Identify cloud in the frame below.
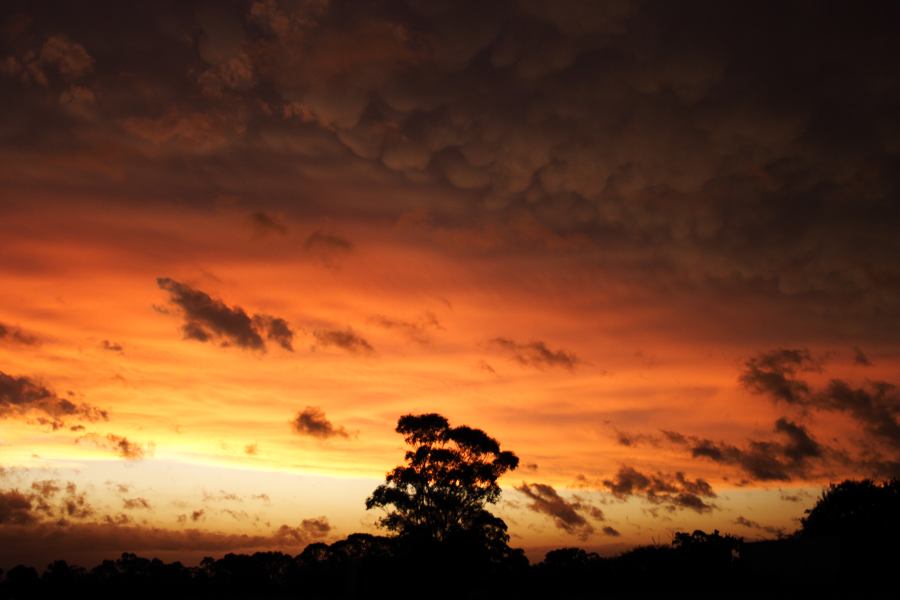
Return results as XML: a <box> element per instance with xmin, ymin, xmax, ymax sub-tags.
<box><xmin>741</xmin><ymin>348</ymin><xmax>900</xmax><ymax>449</ymax></box>
<box><xmin>100</xmin><ymin>340</ymin><xmax>123</xmax><ymax>352</ymax></box>
<box><xmin>602</xmin><ymin>466</ymin><xmax>717</xmax><ymax>513</ymax></box>
<box><xmin>515</xmin><ymin>482</ymin><xmax>598</xmax><ymax>539</ymax></box>
<box><xmin>734</xmin><ymin>516</ymin><xmax>785</xmax><ymax>537</ymax></box>
<box><xmin>0</xmin><ymin>370</ymin><xmax>108</xmax><ymax>428</ymax></box>
<box><xmin>249</xmin><ymin>211</ymin><xmax>287</xmax><ymax>236</ymax></box>
<box><xmin>304</xmin><ymin>231</ymin><xmax>353</xmax><ymax>266</ymax></box>
<box><xmin>817</xmin><ymin>380</ymin><xmax>900</xmax><ymax>448</ymax></box>
<box><xmin>0</xmin><ymin>322</ymin><xmax>39</xmax><ymax>345</ymax></box>
<box><xmin>39</xmin><ymin>35</ymin><xmax>94</xmax><ymax>81</ymax></box>
<box><xmin>292</xmin><ymin>407</ymin><xmax>349</xmax><ymax>439</ymax></box>
<box><xmin>0</xmin><ymin>490</ymin><xmax>36</xmax><ymax>525</ymax></box>
<box><xmin>0</xmin><ymin>516</ymin><xmax>334</xmax><ymax>567</ymax></box>
<box><xmin>123</xmin><ymin>497</ymin><xmax>151</xmax><ymax>510</ymax></box>
<box><xmin>740</xmin><ymin>349</ymin><xmax>820</xmax><ymax>405</ymax></box>
<box><xmin>77</xmin><ymin>433</ymin><xmax>152</xmax><ymax>461</ymax></box>
<box><xmin>602</xmin><ymin>526</ymin><xmax>621</xmax><ymax>537</ymax></box>
<box><xmin>370</xmin><ymin>312</ymin><xmax>441</xmax><ymax>344</ymax></box>
<box><xmin>312</xmin><ymin>328</ymin><xmax>373</xmax><ymax>354</ymax></box>
<box><xmin>253</xmin><ymin>315</ymin><xmax>294</xmax><ymax>351</ymax></box>
<box><xmin>273</xmin><ymin>517</ymin><xmax>332</xmax><ymax>542</ymax></box>
<box><xmin>853</xmin><ymin>346</ymin><xmax>872</xmax><ymax>366</ymax></box>
<box><xmin>684</xmin><ymin>418</ymin><xmax>826</xmax><ymax>481</ymax></box>
<box><xmin>490</xmin><ymin>338</ymin><xmax>579</xmax><ymax>370</ymax></box>
<box><xmin>156</xmin><ymin>277</ymin><xmax>293</xmax><ymax>352</ymax></box>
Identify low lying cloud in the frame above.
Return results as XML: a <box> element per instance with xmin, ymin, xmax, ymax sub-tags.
<box><xmin>292</xmin><ymin>407</ymin><xmax>349</xmax><ymax>439</ymax></box>
<box><xmin>490</xmin><ymin>338</ymin><xmax>579</xmax><ymax>370</ymax></box>
<box><xmin>741</xmin><ymin>349</ymin><xmax>900</xmax><ymax>449</ymax></box>
<box><xmin>515</xmin><ymin>482</ymin><xmax>603</xmax><ymax>540</ymax></box>
<box><xmin>249</xmin><ymin>211</ymin><xmax>287</xmax><ymax>236</ymax></box>
<box><xmin>370</xmin><ymin>312</ymin><xmax>442</xmax><ymax>344</ymax></box>
<box><xmin>77</xmin><ymin>433</ymin><xmax>153</xmax><ymax>461</ymax></box>
<box><xmin>0</xmin><ymin>322</ymin><xmax>39</xmax><ymax>345</ymax></box>
<box><xmin>312</xmin><ymin>328</ymin><xmax>373</xmax><ymax>354</ymax></box>
<box><xmin>156</xmin><ymin>277</ymin><xmax>294</xmax><ymax>352</ymax></box>
<box><xmin>734</xmin><ymin>515</ymin><xmax>785</xmax><ymax>538</ymax></box>
<box><xmin>0</xmin><ymin>516</ymin><xmax>333</xmax><ymax>567</ymax></box>
<box><xmin>0</xmin><ymin>370</ymin><xmax>108</xmax><ymax>429</ymax></box>
<box><xmin>602</xmin><ymin>466</ymin><xmax>717</xmax><ymax>513</ymax></box>
<box><xmin>684</xmin><ymin>418</ymin><xmax>825</xmax><ymax>482</ymax></box>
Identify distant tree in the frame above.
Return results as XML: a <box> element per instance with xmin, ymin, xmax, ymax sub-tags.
<box><xmin>365</xmin><ymin>413</ymin><xmax>519</xmax><ymax>548</ymax></box>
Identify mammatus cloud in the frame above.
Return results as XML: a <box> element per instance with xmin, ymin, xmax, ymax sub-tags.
<box><xmin>602</xmin><ymin>466</ymin><xmax>717</xmax><ymax>513</ymax></box>
<box><xmin>515</xmin><ymin>482</ymin><xmax>603</xmax><ymax>540</ymax></box>
<box><xmin>741</xmin><ymin>349</ymin><xmax>900</xmax><ymax>449</ymax></box>
<box><xmin>156</xmin><ymin>277</ymin><xmax>294</xmax><ymax>352</ymax></box>
<box><xmin>0</xmin><ymin>370</ymin><xmax>107</xmax><ymax>429</ymax></box>
<box><xmin>292</xmin><ymin>407</ymin><xmax>349</xmax><ymax>440</ymax></box>
<box><xmin>490</xmin><ymin>338</ymin><xmax>579</xmax><ymax>370</ymax></box>
<box><xmin>0</xmin><ymin>322</ymin><xmax>39</xmax><ymax>345</ymax></box>
<box><xmin>312</xmin><ymin>328</ymin><xmax>373</xmax><ymax>354</ymax></box>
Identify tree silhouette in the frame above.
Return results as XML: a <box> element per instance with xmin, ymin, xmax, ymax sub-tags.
<box><xmin>799</xmin><ymin>478</ymin><xmax>900</xmax><ymax>540</ymax></box>
<box><xmin>365</xmin><ymin>413</ymin><xmax>519</xmax><ymax>549</ymax></box>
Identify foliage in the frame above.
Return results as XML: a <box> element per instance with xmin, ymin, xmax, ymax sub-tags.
<box><xmin>365</xmin><ymin>413</ymin><xmax>519</xmax><ymax>547</ymax></box>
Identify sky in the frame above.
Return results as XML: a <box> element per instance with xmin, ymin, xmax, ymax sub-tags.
<box><xmin>1</xmin><ymin>0</ymin><xmax>899</xmax><ymax>568</ymax></box>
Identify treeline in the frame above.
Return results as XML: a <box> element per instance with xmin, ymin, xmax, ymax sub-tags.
<box><xmin>0</xmin><ymin>479</ymin><xmax>897</xmax><ymax>599</ymax></box>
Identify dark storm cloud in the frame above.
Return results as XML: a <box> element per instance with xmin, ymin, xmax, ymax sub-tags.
<box><xmin>491</xmin><ymin>338</ymin><xmax>579</xmax><ymax>370</ymax></box>
<box><xmin>156</xmin><ymin>277</ymin><xmax>294</xmax><ymax>352</ymax></box>
<box><xmin>0</xmin><ymin>322</ymin><xmax>38</xmax><ymax>345</ymax></box>
<box><xmin>741</xmin><ymin>349</ymin><xmax>900</xmax><ymax>449</ymax></box>
<box><xmin>515</xmin><ymin>482</ymin><xmax>598</xmax><ymax>540</ymax></box>
<box><xmin>292</xmin><ymin>406</ymin><xmax>349</xmax><ymax>439</ymax></box>
<box><xmin>3</xmin><ymin>0</ymin><xmax>900</xmax><ymax>339</ymax></box>
<box><xmin>0</xmin><ymin>370</ymin><xmax>108</xmax><ymax>428</ymax></box>
<box><xmin>601</xmin><ymin>466</ymin><xmax>716</xmax><ymax>513</ymax></box>
<box><xmin>313</xmin><ymin>328</ymin><xmax>373</xmax><ymax>354</ymax></box>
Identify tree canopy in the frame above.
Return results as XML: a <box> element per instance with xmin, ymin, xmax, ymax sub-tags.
<box><xmin>365</xmin><ymin>413</ymin><xmax>519</xmax><ymax>548</ymax></box>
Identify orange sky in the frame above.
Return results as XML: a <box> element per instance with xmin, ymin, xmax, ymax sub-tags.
<box><xmin>2</xmin><ymin>0</ymin><xmax>899</xmax><ymax>568</ymax></box>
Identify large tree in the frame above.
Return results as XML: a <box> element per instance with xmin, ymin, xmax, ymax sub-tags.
<box><xmin>365</xmin><ymin>413</ymin><xmax>519</xmax><ymax>547</ymax></box>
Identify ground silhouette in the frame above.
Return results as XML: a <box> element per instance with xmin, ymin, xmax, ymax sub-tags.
<box><xmin>0</xmin><ymin>415</ymin><xmax>897</xmax><ymax>598</ymax></box>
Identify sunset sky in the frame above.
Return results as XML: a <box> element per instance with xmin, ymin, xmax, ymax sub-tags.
<box><xmin>2</xmin><ymin>0</ymin><xmax>899</xmax><ymax>568</ymax></box>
